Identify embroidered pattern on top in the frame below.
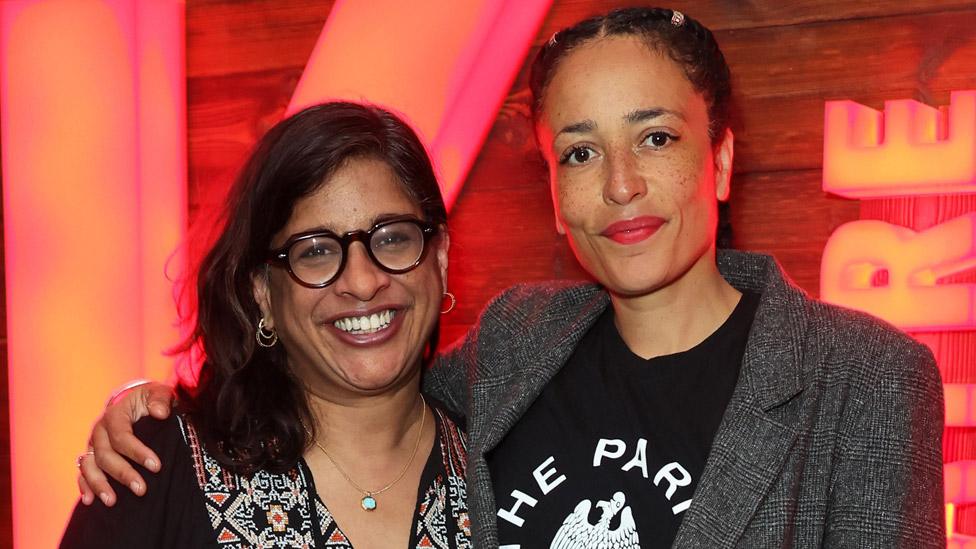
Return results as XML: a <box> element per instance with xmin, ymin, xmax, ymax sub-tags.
<box><xmin>179</xmin><ymin>407</ymin><xmax>469</xmax><ymax>548</ymax></box>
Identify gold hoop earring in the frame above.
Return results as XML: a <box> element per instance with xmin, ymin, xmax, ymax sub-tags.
<box><xmin>256</xmin><ymin>317</ymin><xmax>278</xmax><ymax>347</ymax></box>
<box><xmin>441</xmin><ymin>292</ymin><xmax>456</xmax><ymax>315</ymax></box>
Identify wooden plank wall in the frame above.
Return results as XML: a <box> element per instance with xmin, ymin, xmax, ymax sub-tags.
<box><xmin>2</xmin><ymin>0</ymin><xmax>976</xmax><ymax>544</ymax></box>
<box><xmin>179</xmin><ymin>0</ymin><xmax>976</xmax><ymax>345</ymax></box>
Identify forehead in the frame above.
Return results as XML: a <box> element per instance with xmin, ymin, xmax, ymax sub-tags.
<box><xmin>286</xmin><ymin>157</ymin><xmax>421</xmax><ymax>235</ymax></box>
<box><xmin>540</xmin><ymin>36</ymin><xmax>703</xmax><ymax>131</ymax></box>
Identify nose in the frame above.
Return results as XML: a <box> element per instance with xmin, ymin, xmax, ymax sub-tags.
<box><xmin>603</xmin><ymin>150</ymin><xmax>647</xmax><ymax>206</ymax></box>
<box><xmin>331</xmin><ymin>242</ymin><xmax>390</xmax><ymax>301</ymax></box>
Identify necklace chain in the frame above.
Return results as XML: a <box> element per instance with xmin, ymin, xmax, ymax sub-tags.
<box><xmin>311</xmin><ymin>394</ymin><xmax>427</xmax><ymax>511</ymax></box>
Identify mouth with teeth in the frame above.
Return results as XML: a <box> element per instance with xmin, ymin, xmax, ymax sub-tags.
<box><xmin>333</xmin><ymin>309</ymin><xmax>396</xmax><ymax>335</ymax></box>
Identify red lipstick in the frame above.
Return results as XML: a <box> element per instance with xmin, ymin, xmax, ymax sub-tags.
<box><xmin>601</xmin><ymin>216</ymin><xmax>665</xmax><ymax>245</ymax></box>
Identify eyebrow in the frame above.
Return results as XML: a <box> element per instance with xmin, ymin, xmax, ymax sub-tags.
<box><xmin>297</xmin><ymin>213</ymin><xmax>417</xmax><ymax>235</ymax></box>
<box><xmin>556</xmin><ymin>120</ymin><xmax>596</xmax><ymax>137</ymax></box>
<box><xmin>624</xmin><ymin>108</ymin><xmax>685</xmax><ymax>124</ymax></box>
<box><xmin>555</xmin><ymin>108</ymin><xmax>686</xmax><ymax>139</ymax></box>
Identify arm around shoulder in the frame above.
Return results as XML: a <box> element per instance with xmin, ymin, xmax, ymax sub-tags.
<box><xmin>61</xmin><ymin>415</ymin><xmax>213</xmax><ymax>548</ymax></box>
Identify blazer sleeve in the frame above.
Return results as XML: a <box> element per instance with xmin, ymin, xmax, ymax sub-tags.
<box><xmin>59</xmin><ymin>415</ymin><xmax>215</xmax><ymax>549</ymax></box>
<box><xmin>823</xmin><ymin>336</ymin><xmax>945</xmax><ymax>547</ymax></box>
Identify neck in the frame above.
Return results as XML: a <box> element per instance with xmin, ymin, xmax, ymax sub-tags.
<box><xmin>610</xmin><ymin>249</ymin><xmax>740</xmax><ymax>359</ymax></box>
<box><xmin>307</xmin><ymin>371</ymin><xmax>426</xmax><ymax>456</ymax></box>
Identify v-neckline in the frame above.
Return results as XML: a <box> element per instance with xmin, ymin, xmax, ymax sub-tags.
<box><xmin>299</xmin><ymin>408</ymin><xmax>444</xmax><ymax>548</ymax></box>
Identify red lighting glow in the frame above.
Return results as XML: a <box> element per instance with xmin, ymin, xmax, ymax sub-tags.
<box><xmin>945</xmin><ymin>461</ymin><xmax>976</xmax><ymax>505</ymax></box>
<box><xmin>945</xmin><ymin>384</ymin><xmax>976</xmax><ymax>427</ymax></box>
<box><xmin>1</xmin><ymin>1</ymin><xmax>186</xmax><ymax>547</ymax></box>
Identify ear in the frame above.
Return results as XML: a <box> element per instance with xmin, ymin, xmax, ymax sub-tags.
<box><xmin>713</xmin><ymin>128</ymin><xmax>734</xmax><ymax>202</ymax></box>
<box><xmin>535</xmin><ymin>122</ymin><xmax>568</xmax><ymax>236</ymax></box>
<box><xmin>252</xmin><ymin>267</ymin><xmax>274</xmax><ymax>328</ymax></box>
<box><xmin>435</xmin><ymin>227</ymin><xmax>450</xmax><ymax>291</ymax></box>
<box><xmin>548</xmin><ymin>170</ymin><xmax>568</xmax><ymax>236</ymax></box>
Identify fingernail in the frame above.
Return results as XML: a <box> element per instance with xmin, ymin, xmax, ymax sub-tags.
<box><xmin>145</xmin><ymin>458</ymin><xmax>158</xmax><ymax>471</ymax></box>
<box><xmin>99</xmin><ymin>492</ymin><xmax>111</xmax><ymax>506</ymax></box>
<box><xmin>82</xmin><ymin>493</ymin><xmax>93</xmax><ymax>505</ymax></box>
<box><xmin>130</xmin><ymin>481</ymin><xmax>143</xmax><ymax>494</ymax></box>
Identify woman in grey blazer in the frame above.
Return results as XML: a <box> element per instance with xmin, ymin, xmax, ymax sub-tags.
<box><xmin>78</xmin><ymin>7</ymin><xmax>944</xmax><ymax>548</ymax></box>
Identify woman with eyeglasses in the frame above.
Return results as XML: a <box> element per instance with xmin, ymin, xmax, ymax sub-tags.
<box><xmin>61</xmin><ymin>102</ymin><xmax>471</xmax><ymax>548</ymax></box>
<box><xmin>77</xmin><ymin>6</ymin><xmax>944</xmax><ymax>547</ymax></box>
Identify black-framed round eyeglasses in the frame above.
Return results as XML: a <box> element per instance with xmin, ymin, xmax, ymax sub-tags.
<box><xmin>266</xmin><ymin>215</ymin><xmax>439</xmax><ymax>288</ymax></box>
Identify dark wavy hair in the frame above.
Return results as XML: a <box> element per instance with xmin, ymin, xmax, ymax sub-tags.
<box><xmin>530</xmin><ymin>7</ymin><xmax>731</xmax><ymax>145</ymax></box>
<box><xmin>175</xmin><ymin>102</ymin><xmax>447</xmax><ymax>474</ymax></box>
<box><xmin>529</xmin><ymin>6</ymin><xmax>734</xmax><ymax>247</ymax></box>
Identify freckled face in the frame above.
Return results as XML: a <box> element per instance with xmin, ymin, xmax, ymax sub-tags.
<box><xmin>537</xmin><ymin>36</ymin><xmax>732</xmax><ymax>297</ymax></box>
<box><xmin>253</xmin><ymin>157</ymin><xmax>448</xmax><ymax>398</ymax></box>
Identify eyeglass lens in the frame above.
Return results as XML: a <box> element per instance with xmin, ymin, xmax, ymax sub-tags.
<box><xmin>287</xmin><ymin>221</ymin><xmax>426</xmax><ymax>286</ymax></box>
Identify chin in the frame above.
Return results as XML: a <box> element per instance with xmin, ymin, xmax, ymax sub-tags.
<box><xmin>343</xmin><ymin>370</ymin><xmax>411</xmax><ymax>393</ymax></box>
<box><xmin>587</xmin><ymin>257</ymin><xmax>670</xmax><ymax>296</ymax></box>
<box><xmin>348</xmin><ymin>351</ymin><xmax>422</xmax><ymax>389</ymax></box>
<box><xmin>604</xmin><ymin>278</ymin><xmax>668</xmax><ymax>298</ymax></box>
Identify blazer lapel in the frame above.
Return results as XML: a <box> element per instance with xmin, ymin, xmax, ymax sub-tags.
<box><xmin>674</xmin><ymin>253</ymin><xmax>809</xmax><ymax>547</ymax></box>
<box><xmin>474</xmin><ymin>286</ymin><xmax>609</xmax><ymax>454</ymax></box>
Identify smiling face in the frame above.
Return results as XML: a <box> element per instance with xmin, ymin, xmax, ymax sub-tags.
<box><xmin>537</xmin><ymin>36</ymin><xmax>733</xmax><ymax>298</ymax></box>
<box><xmin>253</xmin><ymin>156</ymin><xmax>448</xmax><ymax>398</ymax></box>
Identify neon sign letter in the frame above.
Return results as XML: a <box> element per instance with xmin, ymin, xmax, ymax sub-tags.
<box><xmin>823</xmin><ymin>91</ymin><xmax>976</xmax><ymax>198</ymax></box>
<box><xmin>820</xmin><ymin>213</ymin><xmax>976</xmax><ymax>330</ymax></box>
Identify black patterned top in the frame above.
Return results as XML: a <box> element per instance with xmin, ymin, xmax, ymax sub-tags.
<box><xmin>61</xmin><ymin>400</ymin><xmax>471</xmax><ymax>549</ymax></box>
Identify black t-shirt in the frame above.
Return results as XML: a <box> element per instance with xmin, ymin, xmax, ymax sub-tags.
<box><xmin>489</xmin><ymin>292</ymin><xmax>760</xmax><ymax>548</ymax></box>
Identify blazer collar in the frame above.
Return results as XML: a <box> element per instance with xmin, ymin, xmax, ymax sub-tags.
<box><xmin>674</xmin><ymin>250</ymin><xmax>812</xmax><ymax>546</ymax></box>
<box><xmin>474</xmin><ymin>284</ymin><xmax>609</xmax><ymax>454</ymax></box>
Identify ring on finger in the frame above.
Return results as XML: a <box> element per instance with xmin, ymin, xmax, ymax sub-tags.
<box><xmin>76</xmin><ymin>449</ymin><xmax>95</xmax><ymax>468</ymax></box>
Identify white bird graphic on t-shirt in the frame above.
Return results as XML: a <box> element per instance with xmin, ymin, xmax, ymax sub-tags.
<box><xmin>549</xmin><ymin>491</ymin><xmax>640</xmax><ymax>548</ymax></box>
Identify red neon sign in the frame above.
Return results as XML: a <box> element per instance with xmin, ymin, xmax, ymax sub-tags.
<box><xmin>824</xmin><ymin>91</ymin><xmax>976</xmax><ymax>198</ymax></box>
<box><xmin>945</xmin><ymin>384</ymin><xmax>976</xmax><ymax>428</ymax></box>
<box><xmin>1</xmin><ymin>1</ymin><xmax>186</xmax><ymax>547</ymax></box>
<box><xmin>288</xmin><ymin>0</ymin><xmax>553</xmax><ymax>210</ymax></box>
<box><xmin>822</xmin><ymin>90</ymin><xmax>975</xmax><ymax>542</ymax></box>
<box><xmin>820</xmin><ymin>213</ymin><xmax>976</xmax><ymax>330</ymax></box>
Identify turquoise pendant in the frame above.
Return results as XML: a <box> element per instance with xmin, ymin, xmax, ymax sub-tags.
<box><xmin>361</xmin><ymin>495</ymin><xmax>377</xmax><ymax>511</ymax></box>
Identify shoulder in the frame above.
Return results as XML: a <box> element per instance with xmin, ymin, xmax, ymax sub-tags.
<box><xmin>478</xmin><ymin>280</ymin><xmax>605</xmax><ymax>325</ymax></box>
<box><xmin>762</xmin><ymin>286</ymin><xmax>942</xmax><ymax>427</ymax></box>
<box><xmin>132</xmin><ymin>412</ymin><xmax>190</xmax><ymax>453</ymax></box>
<box><xmin>723</xmin><ymin>249</ymin><xmax>937</xmax><ymax>382</ymax></box>
<box><xmin>802</xmin><ymin>297</ymin><xmax>937</xmax><ymax>383</ymax></box>
<box><xmin>461</xmin><ymin>281</ymin><xmax>608</xmax><ymax>364</ymax></box>
<box><xmin>724</xmin><ymin>250</ymin><xmax>939</xmax><ymax>409</ymax></box>
<box><xmin>60</xmin><ymin>414</ymin><xmax>212</xmax><ymax>548</ymax></box>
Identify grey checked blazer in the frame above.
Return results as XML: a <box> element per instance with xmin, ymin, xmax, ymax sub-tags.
<box><xmin>425</xmin><ymin>251</ymin><xmax>945</xmax><ymax>548</ymax></box>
